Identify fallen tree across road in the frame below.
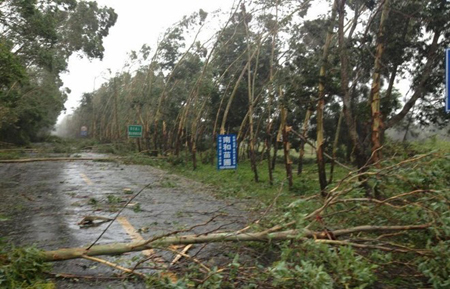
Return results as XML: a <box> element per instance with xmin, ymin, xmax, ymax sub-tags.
<box><xmin>0</xmin><ymin>157</ymin><xmax>118</xmax><ymax>163</ymax></box>
<box><xmin>41</xmin><ymin>223</ymin><xmax>432</xmax><ymax>262</ymax></box>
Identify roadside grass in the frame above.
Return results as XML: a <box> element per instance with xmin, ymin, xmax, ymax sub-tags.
<box><xmin>123</xmin><ymin>150</ymin><xmax>350</xmax><ymax>213</ymax></box>
<box><xmin>0</xmin><ymin>150</ymin><xmax>27</xmax><ymax>160</ymax></box>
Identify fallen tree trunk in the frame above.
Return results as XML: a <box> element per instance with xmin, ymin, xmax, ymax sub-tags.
<box><xmin>42</xmin><ymin>224</ymin><xmax>430</xmax><ymax>262</ymax></box>
<box><xmin>0</xmin><ymin>149</ymin><xmax>40</xmax><ymax>152</ymax></box>
<box><xmin>0</xmin><ymin>157</ymin><xmax>118</xmax><ymax>163</ymax></box>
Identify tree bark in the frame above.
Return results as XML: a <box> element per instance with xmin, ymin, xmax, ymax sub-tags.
<box><xmin>369</xmin><ymin>0</ymin><xmax>390</xmax><ymax>166</ymax></box>
<box><xmin>265</xmin><ymin>0</ymin><xmax>279</xmax><ymax>186</ymax></box>
<box><xmin>316</xmin><ymin>0</ymin><xmax>339</xmax><ymax>194</ymax></box>
<box><xmin>243</xmin><ymin>4</ymin><xmax>259</xmax><ymax>182</ymax></box>
<box><xmin>338</xmin><ymin>0</ymin><xmax>366</xmax><ymax>171</ymax></box>
<box><xmin>279</xmin><ymin>97</ymin><xmax>293</xmax><ymax>189</ymax></box>
<box><xmin>298</xmin><ymin>103</ymin><xmax>313</xmax><ymax>175</ymax></box>
<box><xmin>328</xmin><ymin>110</ymin><xmax>343</xmax><ymax>184</ymax></box>
<box><xmin>113</xmin><ymin>78</ymin><xmax>120</xmax><ymax>140</ymax></box>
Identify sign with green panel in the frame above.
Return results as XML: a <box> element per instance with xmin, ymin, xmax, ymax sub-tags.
<box><xmin>128</xmin><ymin>125</ymin><xmax>143</xmax><ymax>138</ymax></box>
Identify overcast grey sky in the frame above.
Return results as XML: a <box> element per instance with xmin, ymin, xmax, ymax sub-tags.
<box><xmin>59</xmin><ymin>0</ymin><xmax>236</xmax><ymax>121</ymax></box>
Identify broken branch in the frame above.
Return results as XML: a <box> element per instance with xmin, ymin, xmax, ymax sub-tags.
<box><xmin>82</xmin><ymin>256</ymin><xmax>146</xmax><ymax>278</ymax></box>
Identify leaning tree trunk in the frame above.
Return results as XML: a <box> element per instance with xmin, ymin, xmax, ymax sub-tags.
<box><xmin>243</xmin><ymin>5</ymin><xmax>259</xmax><ymax>183</ymax></box>
<box><xmin>265</xmin><ymin>120</ymin><xmax>274</xmax><ymax>185</ymax></box>
<box><xmin>338</xmin><ymin>0</ymin><xmax>373</xmax><ymax>197</ymax></box>
<box><xmin>316</xmin><ymin>0</ymin><xmax>339</xmax><ymax>194</ymax></box>
<box><xmin>191</xmin><ymin>100</ymin><xmax>207</xmax><ymax>170</ymax></box>
<box><xmin>278</xmin><ymin>88</ymin><xmax>293</xmax><ymax>189</ymax></box>
<box><xmin>113</xmin><ymin>78</ymin><xmax>121</xmax><ymax>141</ymax></box>
<box><xmin>328</xmin><ymin>110</ymin><xmax>343</xmax><ymax>184</ymax></box>
<box><xmin>264</xmin><ymin>0</ymin><xmax>279</xmax><ymax>186</ymax></box>
<box><xmin>298</xmin><ymin>102</ymin><xmax>314</xmax><ymax>175</ymax></box>
<box><xmin>219</xmin><ymin>56</ymin><xmax>253</xmax><ymax>134</ymax></box>
<box><xmin>271</xmin><ymin>140</ymin><xmax>279</xmax><ymax>170</ymax></box>
<box><xmin>337</xmin><ymin>0</ymin><xmax>362</xmax><ymax>160</ymax></box>
<box><xmin>369</xmin><ymin>0</ymin><xmax>390</xmax><ymax>167</ymax></box>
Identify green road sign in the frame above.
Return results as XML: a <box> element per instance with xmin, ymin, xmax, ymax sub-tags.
<box><xmin>128</xmin><ymin>125</ymin><xmax>143</xmax><ymax>138</ymax></box>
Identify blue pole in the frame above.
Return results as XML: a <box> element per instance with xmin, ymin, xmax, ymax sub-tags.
<box><xmin>446</xmin><ymin>48</ymin><xmax>450</xmax><ymax>112</ymax></box>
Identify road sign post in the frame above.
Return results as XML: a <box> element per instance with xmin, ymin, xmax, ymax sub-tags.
<box><xmin>80</xmin><ymin>126</ymin><xmax>88</xmax><ymax>137</ymax></box>
<box><xmin>127</xmin><ymin>125</ymin><xmax>143</xmax><ymax>138</ymax></box>
<box><xmin>446</xmin><ymin>48</ymin><xmax>450</xmax><ymax>112</ymax></box>
<box><xmin>217</xmin><ymin>134</ymin><xmax>237</xmax><ymax>170</ymax></box>
<box><xmin>128</xmin><ymin>125</ymin><xmax>143</xmax><ymax>152</ymax></box>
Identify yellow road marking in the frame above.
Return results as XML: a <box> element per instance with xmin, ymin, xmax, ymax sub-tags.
<box><xmin>117</xmin><ymin>216</ymin><xmax>177</xmax><ymax>281</ymax></box>
<box><xmin>116</xmin><ymin>216</ymin><xmax>162</xmax><ymax>259</ymax></box>
<box><xmin>80</xmin><ymin>173</ymin><xmax>93</xmax><ymax>186</ymax></box>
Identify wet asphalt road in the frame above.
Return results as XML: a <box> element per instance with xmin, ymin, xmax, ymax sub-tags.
<box><xmin>0</xmin><ymin>153</ymin><xmax>249</xmax><ymax>288</ymax></box>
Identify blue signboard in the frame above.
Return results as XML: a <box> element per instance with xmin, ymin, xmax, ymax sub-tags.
<box><xmin>217</xmin><ymin>134</ymin><xmax>237</xmax><ymax>170</ymax></box>
<box><xmin>446</xmin><ymin>48</ymin><xmax>450</xmax><ymax>112</ymax></box>
<box><xmin>80</xmin><ymin>126</ymin><xmax>88</xmax><ymax>137</ymax></box>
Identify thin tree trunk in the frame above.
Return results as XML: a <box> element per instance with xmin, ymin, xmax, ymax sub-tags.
<box><xmin>316</xmin><ymin>0</ymin><xmax>339</xmax><ymax>194</ymax></box>
<box><xmin>265</xmin><ymin>123</ymin><xmax>274</xmax><ymax>185</ymax></box>
<box><xmin>191</xmin><ymin>100</ymin><xmax>207</xmax><ymax>170</ymax></box>
<box><xmin>369</xmin><ymin>0</ymin><xmax>390</xmax><ymax>167</ymax></box>
<box><xmin>282</xmin><ymin>123</ymin><xmax>293</xmax><ymax>189</ymax></box>
<box><xmin>265</xmin><ymin>0</ymin><xmax>279</xmax><ymax>186</ymax></box>
<box><xmin>219</xmin><ymin>58</ymin><xmax>252</xmax><ymax>135</ymax></box>
<box><xmin>402</xmin><ymin>116</ymin><xmax>412</xmax><ymax>143</ymax></box>
<box><xmin>113</xmin><ymin>78</ymin><xmax>120</xmax><ymax>140</ymax></box>
<box><xmin>243</xmin><ymin>4</ymin><xmax>258</xmax><ymax>183</ymax></box>
<box><xmin>271</xmin><ymin>140</ymin><xmax>278</xmax><ymax>170</ymax></box>
<box><xmin>338</xmin><ymin>0</ymin><xmax>372</xmax><ymax>196</ymax></box>
<box><xmin>328</xmin><ymin>110</ymin><xmax>343</xmax><ymax>184</ymax></box>
<box><xmin>278</xmin><ymin>88</ymin><xmax>293</xmax><ymax>189</ymax></box>
<box><xmin>298</xmin><ymin>103</ymin><xmax>314</xmax><ymax>175</ymax></box>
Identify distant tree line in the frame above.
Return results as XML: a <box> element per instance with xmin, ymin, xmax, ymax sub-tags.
<box><xmin>0</xmin><ymin>0</ymin><xmax>117</xmax><ymax>144</ymax></box>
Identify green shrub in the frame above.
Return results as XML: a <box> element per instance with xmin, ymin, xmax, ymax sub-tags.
<box><xmin>269</xmin><ymin>260</ymin><xmax>333</xmax><ymax>288</ymax></box>
<box><xmin>0</xmin><ymin>246</ymin><xmax>53</xmax><ymax>288</ymax></box>
<box><xmin>269</xmin><ymin>241</ymin><xmax>377</xmax><ymax>288</ymax></box>
<box><xmin>418</xmin><ymin>241</ymin><xmax>450</xmax><ymax>289</ymax></box>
